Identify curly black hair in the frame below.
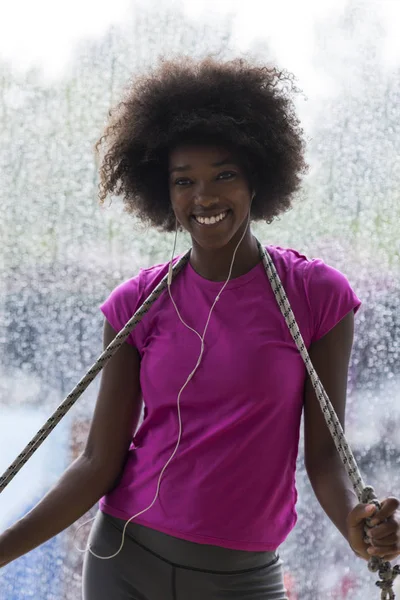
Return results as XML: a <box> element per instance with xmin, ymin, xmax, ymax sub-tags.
<box><xmin>95</xmin><ymin>56</ymin><xmax>308</xmax><ymax>232</ymax></box>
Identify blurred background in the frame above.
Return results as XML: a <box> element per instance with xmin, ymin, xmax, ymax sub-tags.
<box><xmin>0</xmin><ymin>0</ymin><xmax>399</xmax><ymax>597</ymax></box>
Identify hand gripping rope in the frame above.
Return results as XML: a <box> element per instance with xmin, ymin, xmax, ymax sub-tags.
<box><xmin>0</xmin><ymin>240</ymin><xmax>398</xmax><ymax>598</ymax></box>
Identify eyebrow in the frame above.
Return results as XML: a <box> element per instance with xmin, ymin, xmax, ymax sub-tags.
<box><xmin>168</xmin><ymin>157</ymin><xmax>238</xmax><ymax>175</ymax></box>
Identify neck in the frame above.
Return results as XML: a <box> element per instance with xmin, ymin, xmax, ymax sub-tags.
<box><xmin>189</xmin><ymin>228</ymin><xmax>260</xmax><ymax>282</ymax></box>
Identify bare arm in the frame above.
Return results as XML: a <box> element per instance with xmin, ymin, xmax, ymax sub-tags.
<box><xmin>304</xmin><ymin>310</ymin><xmax>359</xmax><ymax>541</ymax></box>
<box><xmin>0</xmin><ymin>319</ymin><xmax>142</xmax><ymax>567</ymax></box>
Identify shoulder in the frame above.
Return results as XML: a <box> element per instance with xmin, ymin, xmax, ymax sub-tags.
<box><xmin>266</xmin><ymin>245</ymin><xmax>311</xmax><ymax>278</ymax></box>
<box><xmin>266</xmin><ymin>244</ymin><xmax>310</xmax><ymax>266</ymax></box>
<box><xmin>265</xmin><ymin>245</ymin><xmax>318</xmax><ymax>294</ymax></box>
<box><xmin>100</xmin><ymin>254</ymin><xmax>187</xmax><ymax>317</ymax></box>
<box><xmin>266</xmin><ymin>245</ymin><xmax>361</xmax><ymax>343</ymax></box>
<box><xmin>100</xmin><ymin>258</ymin><xmax>177</xmax><ymax>346</ymax></box>
<box><xmin>302</xmin><ymin>255</ymin><xmax>360</xmax><ymax>311</ymax></box>
<box><xmin>266</xmin><ymin>245</ymin><xmax>356</xmax><ymax>293</ymax></box>
<box><xmin>106</xmin><ymin>259</ymin><xmax>172</xmax><ymax>304</ymax></box>
<box><xmin>136</xmin><ymin>259</ymin><xmax>170</xmax><ymax>294</ymax></box>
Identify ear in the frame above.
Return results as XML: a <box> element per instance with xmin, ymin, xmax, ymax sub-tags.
<box><xmin>175</xmin><ymin>218</ymin><xmax>184</xmax><ymax>232</ymax></box>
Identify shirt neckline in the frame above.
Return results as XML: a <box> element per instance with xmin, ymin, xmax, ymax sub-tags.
<box><xmin>185</xmin><ymin>255</ymin><xmax>265</xmax><ymax>290</ymax></box>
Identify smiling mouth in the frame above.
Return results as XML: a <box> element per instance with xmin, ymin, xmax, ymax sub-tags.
<box><xmin>193</xmin><ymin>210</ymin><xmax>230</xmax><ymax>226</ymax></box>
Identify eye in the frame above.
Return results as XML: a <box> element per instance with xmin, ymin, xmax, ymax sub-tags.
<box><xmin>173</xmin><ymin>171</ymin><xmax>237</xmax><ymax>186</ymax></box>
<box><xmin>174</xmin><ymin>178</ymin><xmax>192</xmax><ymax>186</ymax></box>
<box><xmin>217</xmin><ymin>171</ymin><xmax>237</xmax><ymax>180</ymax></box>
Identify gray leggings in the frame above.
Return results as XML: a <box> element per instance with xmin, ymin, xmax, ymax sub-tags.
<box><xmin>82</xmin><ymin>511</ymin><xmax>288</xmax><ymax>599</ymax></box>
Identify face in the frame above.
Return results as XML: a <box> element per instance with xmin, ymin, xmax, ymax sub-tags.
<box><xmin>168</xmin><ymin>143</ymin><xmax>253</xmax><ymax>250</ymax></box>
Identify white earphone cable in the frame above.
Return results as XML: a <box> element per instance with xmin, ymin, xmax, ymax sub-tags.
<box><xmin>74</xmin><ymin>202</ymin><xmax>253</xmax><ymax>560</ymax></box>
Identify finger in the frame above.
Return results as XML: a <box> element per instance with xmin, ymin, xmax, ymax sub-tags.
<box><xmin>369</xmin><ymin>497</ymin><xmax>400</xmax><ymax>526</ymax></box>
<box><xmin>348</xmin><ymin>503</ymin><xmax>377</xmax><ymax>527</ymax></box>
<box><xmin>368</xmin><ymin>533</ymin><xmax>398</xmax><ymax>547</ymax></box>
<box><xmin>368</xmin><ymin>544</ymin><xmax>400</xmax><ymax>557</ymax></box>
<box><xmin>368</xmin><ymin>520</ymin><xmax>398</xmax><ymax>541</ymax></box>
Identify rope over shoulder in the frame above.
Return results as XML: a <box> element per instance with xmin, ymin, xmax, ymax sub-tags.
<box><xmin>256</xmin><ymin>241</ymin><xmax>399</xmax><ymax>599</ymax></box>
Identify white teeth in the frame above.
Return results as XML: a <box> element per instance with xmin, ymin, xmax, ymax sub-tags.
<box><xmin>194</xmin><ymin>210</ymin><xmax>228</xmax><ymax>225</ymax></box>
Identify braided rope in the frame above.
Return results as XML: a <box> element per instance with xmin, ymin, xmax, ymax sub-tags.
<box><xmin>0</xmin><ymin>240</ymin><xmax>398</xmax><ymax>596</ymax></box>
<box><xmin>0</xmin><ymin>251</ymin><xmax>190</xmax><ymax>493</ymax></box>
<box><xmin>258</xmin><ymin>241</ymin><xmax>399</xmax><ymax>599</ymax></box>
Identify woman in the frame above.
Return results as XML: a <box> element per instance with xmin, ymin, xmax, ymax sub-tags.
<box><xmin>0</xmin><ymin>56</ymin><xmax>399</xmax><ymax>600</ymax></box>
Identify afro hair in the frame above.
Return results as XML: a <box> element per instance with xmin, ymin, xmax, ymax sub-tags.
<box><xmin>95</xmin><ymin>56</ymin><xmax>308</xmax><ymax>231</ymax></box>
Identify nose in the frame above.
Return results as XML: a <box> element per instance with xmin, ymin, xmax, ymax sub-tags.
<box><xmin>193</xmin><ymin>193</ymin><xmax>220</xmax><ymax>208</ymax></box>
<box><xmin>192</xmin><ymin>180</ymin><xmax>221</xmax><ymax>207</ymax></box>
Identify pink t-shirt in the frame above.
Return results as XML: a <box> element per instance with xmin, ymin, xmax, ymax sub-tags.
<box><xmin>98</xmin><ymin>245</ymin><xmax>361</xmax><ymax>551</ymax></box>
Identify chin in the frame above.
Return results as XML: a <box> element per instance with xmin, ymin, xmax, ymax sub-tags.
<box><xmin>191</xmin><ymin>230</ymin><xmax>241</xmax><ymax>251</ymax></box>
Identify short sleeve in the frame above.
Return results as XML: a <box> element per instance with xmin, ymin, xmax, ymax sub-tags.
<box><xmin>304</xmin><ymin>259</ymin><xmax>361</xmax><ymax>343</ymax></box>
<box><xmin>99</xmin><ymin>272</ymin><xmax>144</xmax><ymax>347</ymax></box>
